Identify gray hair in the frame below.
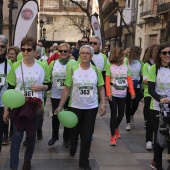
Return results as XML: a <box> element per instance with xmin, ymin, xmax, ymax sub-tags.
<box><xmin>36</xmin><ymin>46</ymin><xmax>42</xmax><ymax>54</ymax></box>
<box><xmin>79</xmin><ymin>45</ymin><xmax>94</xmax><ymax>55</ymax></box>
<box><xmin>90</xmin><ymin>35</ymin><xmax>101</xmax><ymax>43</ymax></box>
<box><xmin>0</xmin><ymin>35</ymin><xmax>8</xmax><ymax>44</ymax></box>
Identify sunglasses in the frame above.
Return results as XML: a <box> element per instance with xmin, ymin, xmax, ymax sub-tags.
<box><xmin>0</xmin><ymin>45</ymin><xmax>6</xmax><ymax>49</ymax></box>
<box><xmin>81</xmin><ymin>41</ymin><xmax>88</xmax><ymax>44</ymax></box>
<box><xmin>71</xmin><ymin>47</ymin><xmax>75</xmax><ymax>49</ymax></box>
<box><xmin>21</xmin><ymin>48</ymin><xmax>33</xmax><ymax>52</ymax></box>
<box><xmin>161</xmin><ymin>51</ymin><xmax>170</xmax><ymax>56</ymax></box>
<box><xmin>59</xmin><ymin>50</ymin><xmax>68</xmax><ymax>53</ymax></box>
<box><xmin>90</xmin><ymin>42</ymin><xmax>98</xmax><ymax>45</ymax></box>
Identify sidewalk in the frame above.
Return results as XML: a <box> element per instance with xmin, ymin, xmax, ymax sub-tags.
<box><xmin>0</xmin><ymin>96</ymin><xmax>169</xmax><ymax>170</ymax></box>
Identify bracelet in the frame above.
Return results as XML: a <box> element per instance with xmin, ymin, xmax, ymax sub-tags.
<box><xmin>101</xmin><ymin>103</ymin><xmax>106</xmax><ymax>106</ymax></box>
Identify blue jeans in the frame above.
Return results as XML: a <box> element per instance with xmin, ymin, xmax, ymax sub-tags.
<box><xmin>10</xmin><ymin>121</ymin><xmax>36</xmax><ymax>169</ymax></box>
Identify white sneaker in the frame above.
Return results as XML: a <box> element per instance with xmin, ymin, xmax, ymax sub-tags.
<box><xmin>146</xmin><ymin>141</ymin><xmax>152</xmax><ymax>150</ymax></box>
<box><xmin>126</xmin><ymin>123</ymin><xmax>131</xmax><ymax>131</ymax></box>
<box><xmin>130</xmin><ymin>116</ymin><xmax>134</xmax><ymax>125</ymax></box>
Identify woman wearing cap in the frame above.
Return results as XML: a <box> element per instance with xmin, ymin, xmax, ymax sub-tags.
<box><xmin>54</xmin><ymin>45</ymin><xmax>106</xmax><ymax>170</ymax></box>
<box><xmin>0</xmin><ymin>35</ymin><xmax>12</xmax><ymax>151</ymax></box>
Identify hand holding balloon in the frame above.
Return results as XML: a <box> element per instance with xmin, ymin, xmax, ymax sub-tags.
<box><xmin>54</xmin><ymin>107</ymin><xmax>62</xmax><ymax>116</ymax></box>
<box><xmin>57</xmin><ymin>110</ymin><xmax>78</xmax><ymax>128</ymax></box>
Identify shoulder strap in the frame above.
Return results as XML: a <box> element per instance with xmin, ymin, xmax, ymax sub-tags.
<box><xmin>20</xmin><ymin>61</ymin><xmax>26</xmax><ymax>95</ymax></box>
<box><xmin>156</xmin><ymin>64</ymin><xmax>158</xmax><ymax>76</ymax></box>
<box><xmin>94</xmin><ymin>66</ymin><xmax>98</xmax><ymax>78</ymax></box>
<box><xmin>4</xmin><ymin>59</ymin><xmax>7</xmax><ymax>76</ymax></box>
<box><xmin>90</xmin><ymin>59</ymin><xmax>96</xmax><ymax>66</ymax></box>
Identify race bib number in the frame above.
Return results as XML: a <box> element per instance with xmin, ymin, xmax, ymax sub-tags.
<box><xmin>57</xmin><ymin>79</ymin><xmax>65</xmax><ymax>90</ymax></box>
<box><xmin>115</xmin><ymin>77</ymin><xmax>127</xmax><ymax>90</ymax></box>
<box><xmin>0</xmin><ymin>76</ymin><xmax>5</xmax><ymax>86</ymax></box>
<box><xmin>24</xmin><ymin>90</ymin><xmax>38</xmax><ymax>97</ymax></box>
<box><xmin>79</xmin><ymin>86</ymin><xmax>93</xmax><ymax>98</ymax></box>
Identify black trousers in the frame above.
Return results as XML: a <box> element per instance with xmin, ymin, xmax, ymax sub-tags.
<box><xmin>51</xmin><ymin>98</ymin><xmax>69</xmax><ymax>140</ymax></box>
<box><xmin>109</xmin><ymin>96</ymin><xmax>126</xmax><ymax>136</ymax></box>
<box><xmin>150</xmin><ymin>109</ymin><xmax>164</xmax><ymax>169</ymax></box>
<box><xmin>125</xmin><ymin>88</ymin><xmax>141</xmax><ymax>123</ymax></box>
<box><xmin>68</xmin><ymin>107</ymin><xmax>98</xmax><ymax>167</ymax></box>
<box><xmin>0</xmin><ymin>107</ymin><xmax>4</xmax><ymax>152</ymax></box>
<box><xmin>0</xmin><ymin>107</ymin><xmax>10</xmax><ymax>151</ymax></box>
<box><xmin>144</xmin><ymin>97</ymin><xmax>153</xmax><ymax>142</ymax></box>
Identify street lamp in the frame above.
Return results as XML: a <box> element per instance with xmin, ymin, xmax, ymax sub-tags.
<box><xmin>42</xmin><ymin>27</ymin><xmax>46</xmax><ymax>46</ymax></box>
<box><xmin>39</xmin><ymin>19</ymin><xmax>44</xmax><ymax>41</ymax></box>
<box><xmin>8</xmin><ymin>0</ymin><xmax>18</xmax><ymax>46</ymax></box>
<box><xmin>43</xmin><ymin>27</ymin><xmax>46</xmax><ymax>39</ymax></box>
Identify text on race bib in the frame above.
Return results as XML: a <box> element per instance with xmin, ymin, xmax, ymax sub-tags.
<box><xmin>79</xmin><ymin>86</ymin><xmax>93</xmax><ymax>98</ymax></box>
<box><xmin>115</xmin><ymin>77</ymin><xmax>127</xmax><ymax>90</ymax></box>
<box><xmin>24</xmin><ymin>90</ymin><xmax>38</xmax><ymax>97</ymax></box>
<box><xmin>56</xmin><ymin>79</ymin><xmax>65</xmax><ymax>90</ymax></box>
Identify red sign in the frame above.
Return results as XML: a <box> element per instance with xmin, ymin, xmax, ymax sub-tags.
<box><xmin>21</xmin><ymin>8</ymin><xmax>33</xmax><ymax>21</ymax></box>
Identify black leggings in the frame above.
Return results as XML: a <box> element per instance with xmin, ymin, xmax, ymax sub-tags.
<box><xmin>125</xmin><ymin>88</ymin><xmax>141</xmax><ymax>123</ymax></box>
<box><xmin>144</xmin><ymin>97</ymin><xmax>153</xmax><ymax>142</ymax></box>
<box><xmin>51</xmin><ymin>98</ymin><xmax>69</xmax><ymax>140</ymax></box>
<box><xmin>109</xmin><ymin>96</ymin><xmax>126</xmax><ymax>136</ymax></box>
<box><xmin>0</xmin><ymin>107</ymin><xmax>9</xmax><ymax>151</ymax></box>
<box><xmin>150</xmin><ymin>109</ymin><xmax>164</xmax><ymax>169</ymax></box>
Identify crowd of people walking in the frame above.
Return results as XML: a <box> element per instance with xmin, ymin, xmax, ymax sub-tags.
<box><xmin>0</xmin><ymin>33</ymin><xmax>170</xmax><ymax>170</ymax></box>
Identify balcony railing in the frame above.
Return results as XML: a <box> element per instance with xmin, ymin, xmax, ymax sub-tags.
<box><xmin>140</xmin><ymin>10</ymin><xmax>152</xmax><ymax>17</ymax></box>
<box><xmin>157</xmin><ymin>2</ymin><xmax>170</xmax><ymax>14</ymax></box>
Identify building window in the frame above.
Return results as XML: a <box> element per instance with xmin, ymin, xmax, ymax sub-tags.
<box><xmin>127</xmin><ymin>0</ymin><xmax>130</xmax><ymax>8</ymax></box>
<box><xmin>149</xmin><ymin>34</ymin><xmax>157</xmax><ymax>46</ymax></box>
<box><xmin>63</xmin><ymin>0</ymin><xmax>87</xmax><ymax>8</ymax></box>
<box><xmin>44</xmin><ymin>0</ymin><xmax>59</xmax><ymax>9</ymax></box>
<box><xmin>46</xmin><ymin>16</ymin><xmax>54</xmax><ymax>23</ymax></box>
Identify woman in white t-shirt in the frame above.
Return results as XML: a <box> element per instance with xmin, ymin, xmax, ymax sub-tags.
<box><xmin>3</xmin><ymin>37</ymin><xmax>51</xmax><ymax>170</ymax></box>
<box><xmin>125</xmin><ymin>46</ymin><xmax>143</xmax><ymax>131</ymax></box>
<box><xmin>148</xmin><ymin>42</ymin><xmax>170</xmax><ymax>170</ymax></box>
<box><xmin>55</xmin><ymin>45</ymin><xmax>106</xmax><ymax>170</ymax></box>
<box><xmin>48</xmin><ymin>43</ymin><xmax>72</xmax><ymax>147</ymax></box>
<box><xmin>106</xmin><ymin>47</ymin><xmax>135</xmax><ymax>146</ymax></box>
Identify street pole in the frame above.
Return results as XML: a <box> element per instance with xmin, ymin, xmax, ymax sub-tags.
<box><xmin>9</xmin><ymin>0</ymin><xmax>13</xmax><ymax>46</ymax></box>
<box><xmin>0</xmin><ymin>0</ymin><xmax>3</xmax><ymax>34</ymax></box>
<box><xmin>40</xmin><ymin>27</ymin><xmax>42</xmax><ymax>41</ymax></box>
<box><xmin>119</xmin><ymin>8</ymin><xmax>123</xmax><ymax>47</ymax></box>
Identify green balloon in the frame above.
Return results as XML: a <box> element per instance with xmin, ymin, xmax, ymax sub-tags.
<box><xmin>66</xmin><ymin>59</ymin><xmax>77</xmax><ymax>72</ymax></box>
<box><xmin>58</xmin><ymin>110</ymin><xmax>78</xmax><ymax>128</ymax></box>
<box><xmin>2</xmin><ymin>89</ymin><xmax>25</xmax><ymax>108</ymax></box>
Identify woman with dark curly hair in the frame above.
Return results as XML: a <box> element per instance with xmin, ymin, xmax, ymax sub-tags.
<box><xmin>148</xmin><ymin>42</ymin><xmax>170</xmax><ymax>170</ymax></box>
